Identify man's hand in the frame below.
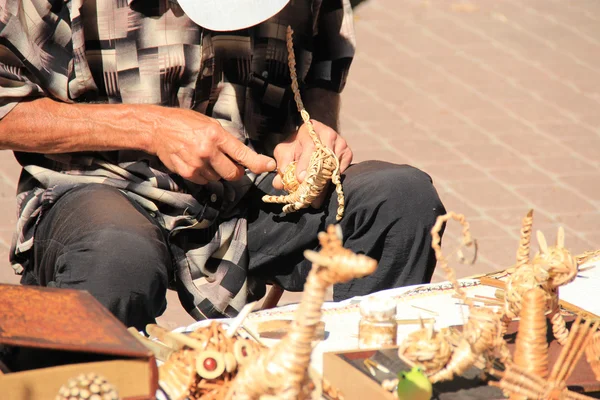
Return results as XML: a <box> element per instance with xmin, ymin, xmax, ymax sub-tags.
<box><xmin>272</xmin><ymin>120</ymin><xmax>353</xmax><ymax>205</ymax></box>
<box><xmin>149</xmin><ymin>108</ymin><xmax>276</xmax><ymax>185</ymax></box>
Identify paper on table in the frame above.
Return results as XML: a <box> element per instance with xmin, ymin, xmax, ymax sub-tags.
<box><xmin>174</xmin><ymin>259</ymin><xmax>600</xmax><ymax>375</ymax></box>
<box><xmin>558</xmin><ymin>258</ymin><xmax>600</xmax><ymax>317</ymax></box>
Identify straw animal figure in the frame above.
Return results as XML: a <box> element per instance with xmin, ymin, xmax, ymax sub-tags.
<box><xmin>229</xmin><ymin>225</ymin><xmax>378</xmax><ymax>399</ymax></box>
<box><xmin>397</xmin><ymin>321</ymin><xmax>455</xmax><ymax>380</ymax></box>
<box><xmin>262</xmin><ymin>26</ymin><xmax>345</xmax><ymax>221</ymax></box>
<box><xmin>490</xmin><ymin>315</ymin><xmax>600</xmax><ymax>400</ymax></box>
<box><xmin>402</xmin><ymin>212</ymin><xmax>510</xmax><ymax>383</ymax></box>
<box><xmin>157</xmin><ymin>322</ymin><xmax>263</xmax><ymax>400</ymax></box>
<box><xmin>502</xmin><ymin>210</ymin><xmax>577</xmax><ymax>346</ymax></box>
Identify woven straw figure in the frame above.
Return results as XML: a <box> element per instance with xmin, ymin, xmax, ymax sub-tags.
<box><xmin>262</xmin><ymin>26</ymin><xmax>345</xmax><ymax>221</ymax></box>
<box><xmin>158</xmin><ymin>322</ymin><xmax>262</xmax><ymax>400</ymax></box>
<box><xmin>229</xmin><ymin>225</ymin><xmax>378</xmax><ymax>399</ymax></box>
<box><xmin>397</xmin><ymin>322</ymin><xmax>455</xmax><ymax>379</ymax></box>
<box><xmin>415</xmin><ymin>212</ymin><xmax>510</xmax><ymax>383</ymax></box>
<box><xmin>490</xmin><ymin>316</ymin><xmax>599</xmax><ymax>400</ymax></box>
<box><xmin>56</xmin><ymin>373</ymin><xmax>119</xmax><ymax>400</ymax></box>
<box><xmin>501</xmin><ymin>210</ymin><xmax>575</xmax><ymax>346</ymax></box>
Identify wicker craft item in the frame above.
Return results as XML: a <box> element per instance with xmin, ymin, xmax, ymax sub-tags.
<box><xmin>262</xmin><ymin>26</ymin><xmax>345</xmax><ymax>221</ymax></box>
<box><xmin>156</xmin><ymin>322</ymin><xmax>262</xmax><ymax>400</ymax></box>
<box><xmin>490</xmin><ymin>316</ymin><xmax>599</xmax><ymax>400</ymax></box>
<box><xmin>502</xmin><ymin>210</ymin><xmax>573</xmax><ymax>346</ymax></box>
<box><xmin>56</xmin><ymin>373</ymin><xmax>119</xmax><ymax>400</ymax></box>
<box><xmin>229</xmin><ymin>225</ymin><xmax>377</xmax><ymax>399</ymax></box>
<box><xmin>398</xmin><ymin>322</ymin><xmax>454</xmax><ymax>377</ymax></box>
<box><xmin>417</xmin><ymin>212</ymin><xmax>510</xmax><ymax>383</ymax></box>
<box><xmin>513</xmin><ymin>288</ymin><xmax>550</xmax><ymax>382</ymax></box>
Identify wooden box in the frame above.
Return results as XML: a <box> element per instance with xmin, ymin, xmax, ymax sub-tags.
<box><xmin>0</xmin><ymin>284</ymin><xmax>158</xmax><ymax>400</ymax></box>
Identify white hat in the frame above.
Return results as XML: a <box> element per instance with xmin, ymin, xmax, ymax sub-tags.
<box><xmin>177</xmin><ymin>0</ymin><xmax>292</xmax><ymax>31</ymax></box>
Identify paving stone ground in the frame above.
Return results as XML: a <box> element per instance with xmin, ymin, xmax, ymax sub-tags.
<box><xmin>1</xmin><ymin>0</ymin><xmax>599</xmax><ymax>328</ymax></box>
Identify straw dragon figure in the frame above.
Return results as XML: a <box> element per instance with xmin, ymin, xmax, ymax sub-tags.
<box><xmin>229</xmin><ymin>225</ymin><xmax>378</xmax><ymax>399</ymax></box>
<box><xmin>262</xmin><ymin>26</ymin><xmax>345</xmax><ymax>221</ymax></box>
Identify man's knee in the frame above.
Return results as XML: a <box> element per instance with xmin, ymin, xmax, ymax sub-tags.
<box><xmin>36</xmin><ymin>183</ymin><xmax>171</xmax><ymax>323</ymax></box>
<box><xmin>343</xmin><ymin>161</ymin><xmax>445</xmax><ymax>222</ymax></box>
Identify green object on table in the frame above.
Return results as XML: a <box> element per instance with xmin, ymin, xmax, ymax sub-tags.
<box><xmin>396</xmin><ymin>367</ymin><xmax>432</xmax><ymax>400</ymax></box>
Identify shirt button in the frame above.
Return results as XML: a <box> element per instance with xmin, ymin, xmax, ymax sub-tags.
<box><xmin>262</xmin><ymin>70</ymin><xmax>269</xmax><ymax>79</ymax></box>
<box><xmin>210</xmin><ymin>194</ymin><xmax>218</xmax><ymax>203</ymax></box>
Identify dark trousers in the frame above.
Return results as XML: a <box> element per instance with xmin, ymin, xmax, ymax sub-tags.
<box><xmin>22</xmin><ymin>161</ymin><xmax>445</xmax><ymax>330</ymax></box>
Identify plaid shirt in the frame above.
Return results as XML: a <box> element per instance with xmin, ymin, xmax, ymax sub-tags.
<box><xmin>0</xmin><ymin>0</ymin><xmax>355</xmax><ymax>319</ymax></box>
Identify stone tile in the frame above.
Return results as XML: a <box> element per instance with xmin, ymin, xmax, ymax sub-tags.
<box><xmin>437</xmin><ymin>192</ymin><xmax>480</xmax><ymax>218</ymax></box>
<box><xmin>561</xmin><ymin>137</ymin><xmax>600</xmax><ymax>162</ymax></box>
<box><xmin>488</xmin><ymin>167</ymin><xmax>555</xmax><ymax>187</ymax></box>
<box><xmin>532</xmin><ymin>156</ymin><xmax>596</xmax><ymax>176</ymax></box>
<box><xmin>351</xmin><ymin>148</ymin><xmax>405</xmax><ymax>165</ymax></box>
<box><xmin>457</xmin><ymin>142</ymin><xmax>523</xmax><ymax>169</ymax></box>
<box><xmin>515</xmin><ymin>185</ymin><xmax>596</xmax><ymax>214</ymax></box>
<box><xmin>536</xmin><ymin>121</ymin><xmax>599</xmax><ymax>141</ymax></box>
<box><xmin>486</xmin><ymin>207</ymin><xmax>556</xmax><ymax>233</ymax></box>
<box><xmin>559</xmin><ymin>173</ymin><xmax>600</xmax><ymax>203</ymax></box>
<box><xmin>423</xmin><ymin>162</ymin><xmax>488</xmax><ymax>183</ymax></box>
<box><xmin>497</xmin><ymin>132</ymin><xmax>570</xmax><ymax>158</ymax></box>
<box><xmin>448</xmin><ymin>180</ymin><xmax>526</xmax><ymax>209</ymax></box>
<box><xmin>472</xmin><ymin>117</ymin><xmax>532</xmax><ymax>135</ymax></box>
<box><xmin>555</xmin><ymin>212</ymin><xmax>600</xmax><ymax>234</ymax></box>
<box><xmin>387</xmin><ymin>139</ymin><xmax>464</xmax><ymax>165</ymax></box>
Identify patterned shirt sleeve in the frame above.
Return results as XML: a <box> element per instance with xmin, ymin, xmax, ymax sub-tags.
<box><xmin>0</xmin><ymin>0</ymin><xmax>76</xmax><ymax>119</ymax></box>
<box><xmin>305</xmin><ymin>0</ymin><xmax>356</xmax><ymax>93</ymax></box>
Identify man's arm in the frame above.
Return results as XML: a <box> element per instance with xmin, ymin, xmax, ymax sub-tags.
<box><xmin>304</xmin><ymin>88</ymin><xmax>341</xmax><ymax>132</ymax></box>
<box><xmin>0</xmin><ymin>97</ymin><xmax>275</xmax><ymax>183</ymax></box>
<box><xmin>0</xmin><ymin>97</ymin><xmax>153</xmax><ymax>153</ymax></box>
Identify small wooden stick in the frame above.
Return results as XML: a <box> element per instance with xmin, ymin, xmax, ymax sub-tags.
<box><xmin>226</xmin><ymin>301</ymin><xmax>257</xmax><ymax>338</ymax></box>
<box><xmin>550</xmin><ymin>316</ymin><xmax>582</xmax><ymax>381</ymax></box>
<box><xmin>127</xmin><ymin>327</ymin><xmax>175</xmax><ymax>362</ymax></box>
<box><xmin>537</xmin><ymin>230</ymin><xmax>549</xmax><ymax>254</ymax></box>
<box><xmin>146</xmin><ymin>323</ymin><xmax>206</xmax><ymax>351</ymax></box>
<box><xmin>565</xmin><ymin>320</ymin><xmax>600</xmax><ymax>381</ymax></box>
<box><xmin>558</xmin><ymin>319</ymin><xmax>589</xmax><ymax>382</ymax></box>
<box><xmin>411</xmin><ymin>305</ymin><xmax>439</xmax><ymax>316</ymax></box>
<box><xmin>396</xmin><ymin>318</ymin><xmax>435</xmax><ymax>326</ymax></box>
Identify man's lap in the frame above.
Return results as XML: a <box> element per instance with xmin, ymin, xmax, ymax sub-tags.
<box><xmin>245</xmin><ymin>160</ymin><xmax>445</xmax><ymax>295</ymax></box>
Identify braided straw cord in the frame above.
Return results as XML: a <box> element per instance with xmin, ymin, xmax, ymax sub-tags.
<box><xmin>430</xmin><ymin>212</ymin><xmax>477</xmax><ymax>307</ymax></box>
<box><xmin>513</xmin><ymin>288</ymin><xmax>550</xmax><ymax>381</ymax></box>
<box><xmin>516</xmin><ymin>209</ymin><xmax>534</xmax><ymax>269</ymax></box>
<box><xmin>550</xmin><ymin>305</ymin><xmax>570</xmax><ymax>346</ymax></box>
<box><xmin>263</xmin><ymin>27</ymin><xmax>345</xmax><ymax>219</ymax></box>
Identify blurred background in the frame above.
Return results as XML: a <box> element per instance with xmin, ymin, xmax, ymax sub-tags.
<box><xmin>1</xmin><ymin>0</ymin><xmax>599</xmax><ymax>328</ymax></box>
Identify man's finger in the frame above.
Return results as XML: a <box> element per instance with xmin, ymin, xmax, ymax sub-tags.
<box><xmin>295</xmin><ymin>124</ymin><xmax>315</xmax><ymax>182</ymax></box>
<box><xmin>339</xmin><ymin>148</ymin><xmax>353</xmax><ymax>173</ymax></box>
<box><xmin>311</xmin><ymin>120</ymin><xmax>336</xmax><ymax>149</ymax></box>
<box><xmin>272</xmin><ymin>141</ymin><xmax>296</xmax><ymax>190</ymax></box>
<box><xmin>211</xmin><ymin>152</ymin><xmax>245</xmax><ymax>181</ymax></box>
<box><xmin>220</xmin><ymin>135</ymin><xmax>276</xmax><ymax>174</ymax></box>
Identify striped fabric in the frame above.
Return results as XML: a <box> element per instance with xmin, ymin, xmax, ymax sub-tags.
<box><xmin>0</xmin><ymin>0</ymin><xmax>355</xmax><ymax>319</ymax></box>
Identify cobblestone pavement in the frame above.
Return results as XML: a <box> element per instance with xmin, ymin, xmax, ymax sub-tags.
<box><xmin>1</xmin><ymin>0</ymin><xmax>599</xmax><ymax>328</ymax></box>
